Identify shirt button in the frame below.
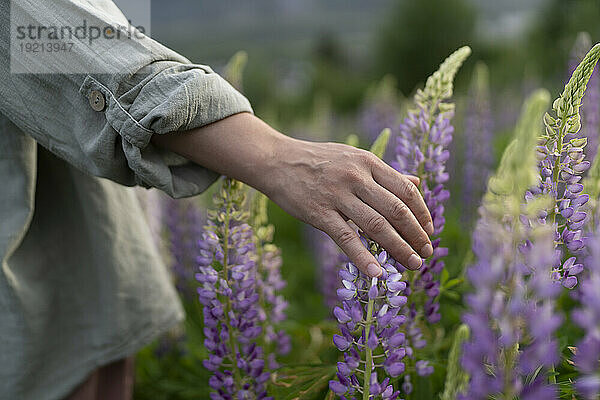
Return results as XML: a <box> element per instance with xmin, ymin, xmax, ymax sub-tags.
<box><xmin>89</xmin><ymin>90</ymin><xmax>106</xmax><ymax>112</ymax></box>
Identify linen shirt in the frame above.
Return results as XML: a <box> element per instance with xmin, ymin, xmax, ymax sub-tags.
<box><xmin>0</xmin><ymin>1</ymin><xmax>252</xmax><ymax>399</ymax></box>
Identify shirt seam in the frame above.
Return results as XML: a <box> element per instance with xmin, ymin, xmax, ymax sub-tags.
<box><xmin>79</xmin><ymin>76</ymin><xmax>155</xmax><ymax>140</ymax></box>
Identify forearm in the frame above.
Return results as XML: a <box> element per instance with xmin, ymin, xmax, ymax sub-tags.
<box><xmin>152</xmin><ymin>112</ymin><xmax>434</xmax><ymax>278</ymax></box>
<box><xmin>151</xmin><ymin>112</ymin><xmax>286</xmax><ymax>196</ymax></box>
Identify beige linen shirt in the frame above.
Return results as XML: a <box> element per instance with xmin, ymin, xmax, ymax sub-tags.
<box><xmin>0</xmin><ymin>1</ymin><xmax>252</xmax><ymax>399</ymax></box>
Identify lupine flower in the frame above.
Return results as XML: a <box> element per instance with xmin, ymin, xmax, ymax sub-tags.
<box><xmin>358</xmin><ymin>76</ymin><xmax>402</xmax><ymax>143</ymax></box>
<box><xmin>461</xmin><ymin>90</ymin><xmax>562</xmax><ymax>399</ymax></box>
<box><xmin>308</xmin><ymin>227</ymin><xmax>348</xmax><ymax>311</ymax></box>
<box><xmin>329</xmin><ymin>237</ymin><xmax>408</xmax><ymax>399</ymax></box>
<box><xmin>392</xmin><ymin>47</ymin><xmax>470</xmax><ymax>335</ymax></box>
<box><xmin>249</xmin><ymin>192</ymin><xmax>291</xmax><ymax>368</ymax></box>
<box><xmin>462</xmin><ymin>62</ymin><xmax>494</xmax><ymax>224</ymax></box>
<box><xmin>573</xmin><ymin>229</ymin><xmax>600</xmax><ymax>399</ymax></box>
<box><xmin>528</xmin><ymin>43</ymin><xmax>600</xmax><ymax>289</ymax></box>
<box><xmin>196</xmin><ymin>179</ymin><xmax>271</xmax><ymax>400</ymax></box>
<box><xmin>462</xmin><ymin>218</ymin><xmax>561</xmax><ymax>400</ymax></box>
<box><xmin>164</xmin><ymin>197</ymin><xmax>205</xmax><ymax>297</ymax></box>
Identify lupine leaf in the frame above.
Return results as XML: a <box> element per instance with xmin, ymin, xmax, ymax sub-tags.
<box><xmin>267</xmin><ymin>364</ymin><xmax>337</xmax><ymax>400</ymax></box>
<box><xmin>369</xmin><ymin>128</ymin><xmax>391</xmax><ymax>159</ymax></box>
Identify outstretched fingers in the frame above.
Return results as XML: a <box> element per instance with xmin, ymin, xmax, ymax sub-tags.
<box><xmin>321</xmin><ymin>211</ymin><xmax>384</xmax><ymax>278</ymax></box>
<box><xmin>371</xmin><ymin>161</ymin><xmax>433</xmax><ymax>235</ymax></box>
<box><xmin>335</xmin><ymin>197</ymin><xmax>424</xmax><ymax>271</ymax></box>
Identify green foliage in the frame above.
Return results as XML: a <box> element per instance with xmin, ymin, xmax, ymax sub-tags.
<box><xmin>376</xmin><ymin>0</ymin><xmax>476</xmax><ymax>95</ymax></box>
<box><xmin>268</xmin><ymin>364</ymin><xmax>337</xmax><ymax>400</ymax></box>
<box><xmin>369</xmin><ymin>128</ymin><xmax>391</xmax><ymax>159</ymax></box>
<box><xmin>485</xmin><ymin>89</ymin><xmax>551</xmax><ymax>218</ymax></box>
<box><xmin>440</xmin><ymin>324</ymin><xmax>470</xmax><ymax>400</ymax></box>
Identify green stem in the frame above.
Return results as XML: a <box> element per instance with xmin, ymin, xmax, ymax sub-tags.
<box><xmin>549</xmin><ymin>365</ymin><xmax>557</xmax><ymax>385</ymax></box>
<box><xmin>503</xmin><ymin>343</ymin><xmax>519</xmax><ymax>400</ymax></box>
<box><xmin>548</xmin><ymin>120</ymin><xmax>566</xmax><ymax>386</ymax></box>
<box><xmin>550</xmin><ymin>118</ymin><xmax>568</xmax><ymax>225</ymax></box>
<box><xmin>362</xmin><ymin>296</ymin><xmax>375</xmax><ymax>400</ymax></box>
<box><xmin>221</xmin><ymin>187</ymin><xmax>243</xmax><ymax>389</ymax></box>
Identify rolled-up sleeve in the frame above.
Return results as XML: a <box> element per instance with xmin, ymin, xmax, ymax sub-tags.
<box><xmin>0</xmin><ymin>0</ymin><xmax>252</xmax><ymax>198</ymax></box>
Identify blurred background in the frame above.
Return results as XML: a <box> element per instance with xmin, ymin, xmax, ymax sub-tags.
<box><xmin>134</xmin><ymin>1</ymin><xmax>600</xmax><ymax>398</ymax></box>
<box><xmin>151</xmin><ymin>0</ymin><xmax>599</xmax><ymax>122</ymax></box>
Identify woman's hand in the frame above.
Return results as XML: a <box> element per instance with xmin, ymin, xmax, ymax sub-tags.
<box><xmin>263</xmin><ymin>138</ymin><xmax>434</xmax><ymax>277</ymax></box>
<box><xmin>152</xmin><ymin>112</ymin><xmax>433</xmax><ymax>278</ymax></box>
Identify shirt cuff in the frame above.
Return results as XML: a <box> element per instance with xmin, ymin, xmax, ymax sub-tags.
<box><xmin>79</xmin><ymin>61</ymin><xmax>253</xmax><ymax>198</ymax></box>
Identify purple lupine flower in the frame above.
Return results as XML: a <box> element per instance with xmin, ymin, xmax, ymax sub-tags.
<box><xmin>531</xmin><ymin>110</ymin><xmax>592</xmax><ymax>289</ymax></box>
<box><xmin>573</xmin><ymin>231</ymin><xmax>600</xmax><ymax>399</ymax></box>
<box><xmin>359</xmin><ymin>100</ymin><xmax>399</xmax><ymax>144</ymax></box>
<box><xmin>358</xmin><ymin>76</ymin><xmax>401</xmax><ymax>144</ymax></box>
<box><xmin>460</xmin><ymin>89</ymin><xmax>558</xmax><ymax>399</ymax></box>
<box><xmin>255</xmin><ymin>228</ymin><xmax>291</xmax><ymax>368</ymax></box>
<box><xmin>526</xmin><ymin>43</ymin><xmax>600</xmax><ymax>290</ymax></box>
<box><xmin>164</xmin><ymin>197</ymin><xmax>205</xmax><ymax>298</ymax></box>
<box><xmin>461</xmin><ymin>216</ymin><xmax>561</xmax><ymax>400</ymax></box>
<box><xmin>308</xmin><ymin>227</ymin><xmax>348</xmax><ymax>311</ymax></box>
<box><xmin>390</xmin><ymin>48</ymin><xmax>470</xmax><ymax>389</ymax></box>
<box><xmin>392</xmin><ymin>107</ymin><xmax>452</xmax><ymax>326</ymax></box>
<box><xmin>329</xmin><ymin>237</ymin><xmax>407</xmax><ymax>399</ymax></box>
<box><xmin>462</xmin><ymin>63</ymin><xmax>494</xmax><ymax>224</ymax></box>
<box><xmin>196</xmin><ymin>179</ymin><xmax>270</xmax><ymax>399</ymax></box>
<box><xmin>248</xmin><ymin>193</ymin><xmax>290</xmax><ymax>369</ymax></box>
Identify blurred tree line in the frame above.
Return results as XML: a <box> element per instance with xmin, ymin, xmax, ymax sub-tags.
<box><xmin>239</xmin><ymin>0</ymin><xmax>600</xmax><ymax>127</ymax></box>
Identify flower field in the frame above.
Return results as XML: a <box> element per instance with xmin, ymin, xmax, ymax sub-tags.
<box><xmin>134</xmin><ymin>35</ymin><xmax>600</xmax><ymax>400</ymax></box>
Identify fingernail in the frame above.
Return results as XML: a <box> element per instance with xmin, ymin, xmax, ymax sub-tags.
<box><xmin>420</xmin><ymin>243</ymin><xmax>433</xmax><ymax>258</ymax></box>
<box><xmin>367</xmin><ymin>263</ymin><xmax>382</xmax><ymax>277</ymax></box>
<box><xmin>425</xmin><ymin>222</ymin><xmax>434</xmax><ymax>235</ymax></box>
<box><xmin>407</xmin><ymin>254</ymin><xmax>422</xmax><ymax>270</ymax></box>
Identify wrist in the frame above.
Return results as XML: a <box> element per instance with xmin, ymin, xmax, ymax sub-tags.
<box><xmin>251</xmin><ymin>129</ymin><xmax>297</xmax><ymax>197</ymax></box>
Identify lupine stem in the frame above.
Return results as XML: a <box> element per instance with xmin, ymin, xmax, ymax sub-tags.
<box><xmin>548</xmin><ymin>120</ymin><xmax>565</xmax><ymax>387</ymax></box>
<box><xmin>550</xmin><ymin>118</ymin><xmax>568</xmax><ymax>212</ymax></box>
<box><xmin>363</xmin><ymin>295</ymin><xmax>375</xmax><ymax>400</ymax></box>
<box><xmin>221</xmin><ymin>195</ymin><xmax>243</xmax><ymax>389</ymax></box>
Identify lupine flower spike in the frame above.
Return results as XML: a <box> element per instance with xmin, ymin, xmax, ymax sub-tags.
<box><xmin>393</xmin><ymin>46</ymin><xmax>470</xmax><ymax>326</ymax></box>
<box><xmin>462</xmin><ymin>62</ymin><xmax>494</xmax><ymax>224</ymax></box>
<box><xmin>529</xmin><ymin>43</ymin><xmax>600</xmax><ymax>289</ymax></box>
<box><xmin>330</xmin><ymin>237</ymin><xmax>408</xmax><ymax>400</ymax></box>
<box><xmin>462</xmin><ymin>90</ymin><xmax>562</xmax><ymax>399</ymax></box>
<box><xmin>389</xmin><ymin>48</ymin><xmax>470</xmax><ymax>388</ymax></box>
<box><xmin>196</xmin><ymin>178</ymin><xmax>271</xmax><ymax>400</ymax></box>
<box><xmin>249</xmin><ymin>192</ymin><xmax>291</xmax><ymax>368</ymax></box>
